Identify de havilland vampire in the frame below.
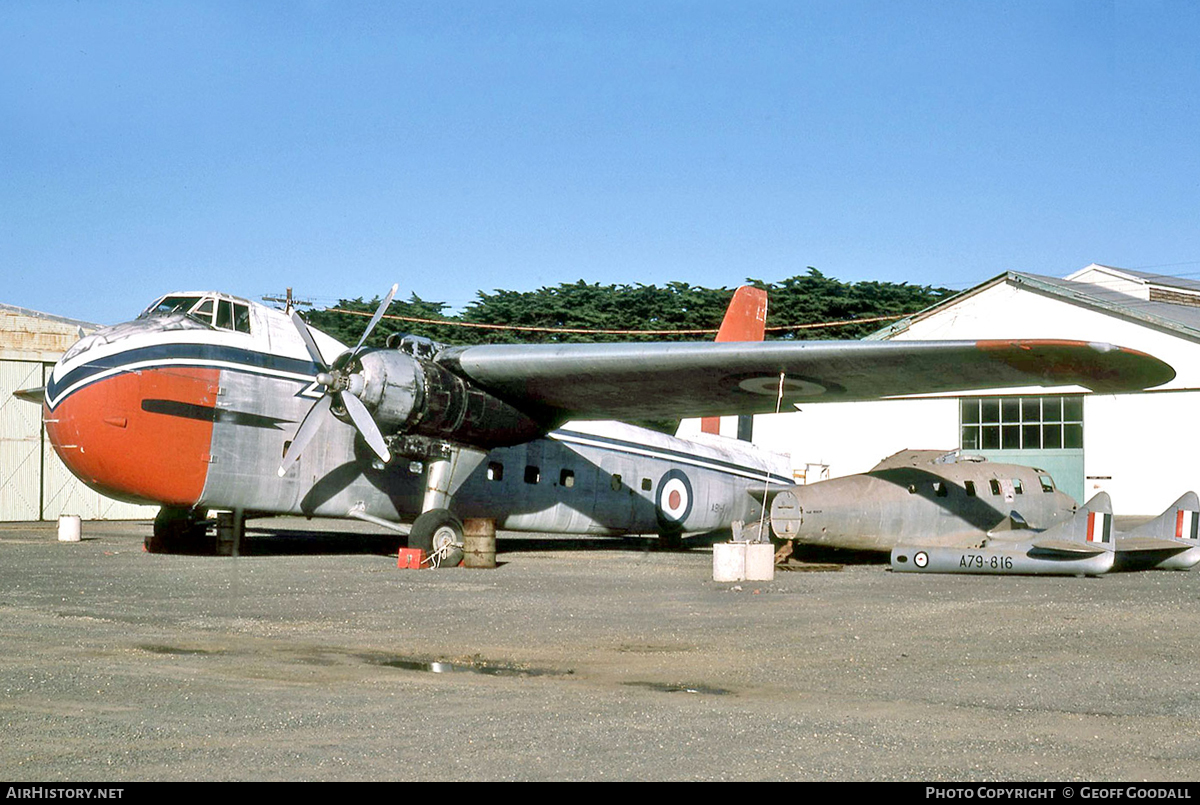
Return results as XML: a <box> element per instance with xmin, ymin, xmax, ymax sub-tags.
<box><xmin>769</xmin><ymin>449</ymin><xmax>1200</xmax><ymax>575</ymax></box>
<box><xmin>30</xmin><ymin>284</ymin><xmax>1175</xmax><ymax>564</ymax></box>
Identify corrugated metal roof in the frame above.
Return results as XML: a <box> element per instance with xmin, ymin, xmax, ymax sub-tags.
<box><xmin>0</xmin><ymin>302</ymin><xmax>98</xmax><ymax>361</ymax></box>
<box><xmin>869</xmin><ymin>269</ymin><xmax>1200</xmax><ymax>344</ymax></box>
<box><xmin>0</xmin><ymin>302</ymin><xmax>96</xmax><ymax>329</ymax></box>
<box><xmin>1078</xmin><ymin>264</ymin><xmax>1200</xmax><ymax>296</ymax></box>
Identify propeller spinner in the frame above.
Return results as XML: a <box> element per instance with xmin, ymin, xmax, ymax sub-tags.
<box><xmin>278</xmin><ymin>284</ymin><xmax>398</xmax><ymax>477</ymax></box>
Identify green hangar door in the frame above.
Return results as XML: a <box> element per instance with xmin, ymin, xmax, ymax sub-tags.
<box><xmin>959</xmin><ymin>396</ymin><xmax>1085</xmax><ymax>503</ymax></box>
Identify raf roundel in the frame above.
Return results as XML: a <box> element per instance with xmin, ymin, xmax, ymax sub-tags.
<box><xmin>656</xmin><ymin>470</ymin><xmax>694</xmax><ymax>526</ymax></box>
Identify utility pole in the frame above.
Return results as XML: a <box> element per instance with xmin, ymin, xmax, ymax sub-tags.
<box><xmin>262</xmin><ymin>288</ymin><xmax>313</xmax><ymax>315</ymax></box>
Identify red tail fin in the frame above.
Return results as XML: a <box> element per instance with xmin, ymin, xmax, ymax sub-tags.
<box><xmin>701</xmin><ymin>286</ymin><xmax>768</xmax><ymax>435</ymax></box>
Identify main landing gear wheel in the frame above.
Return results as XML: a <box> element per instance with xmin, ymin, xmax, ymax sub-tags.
<box><xmin>147</xmin><ymin>506</ymin><xmax>211</xmax><ymax>554</ymax></box>
<box><xmin>409</xmin><ymin>509</ymin><xmax>465</xmax><ymax>568</ymax></box>
<box><xmin>656</xmin><ymin>530</ymin><xmax>684</xmax><ymax>551</ymax></box>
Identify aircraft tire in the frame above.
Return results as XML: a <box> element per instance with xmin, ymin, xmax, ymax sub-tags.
<box><xmin>147</xmin><ymin>506</ymin><xmax>212</xmax><ymax>554</ymax></box>
<box><xmin>656</xmin><ymin>529</ymin><xmax>684</xmax><ymax>551</ymax></box>
<box><xmin>409</xmin><ymin>509</ymin><xmax>465</xmax><ymax>568</ymax></box>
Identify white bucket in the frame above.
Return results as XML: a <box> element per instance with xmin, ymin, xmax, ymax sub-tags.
<box><xmin>57</xmin><ymin>515</ymin><xmax>82</xmax><ymax>542</ymax></box>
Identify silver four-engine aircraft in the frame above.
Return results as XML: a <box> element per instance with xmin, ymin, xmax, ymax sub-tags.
<box><xmin>769</xmin><ymin>449</ymin><xmax>1200</xmax><ymax>575</ymax></box>
<box><xmin>29</xmin><ymin>283</ymin><xmax>1175</xmax><ymax>566</ymax></box>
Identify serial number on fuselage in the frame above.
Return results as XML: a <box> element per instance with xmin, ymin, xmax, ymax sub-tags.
<box><xmin>958</xmin><ymin>553</ymin><xmax>1014</xmax><ymax>570</ymax></box>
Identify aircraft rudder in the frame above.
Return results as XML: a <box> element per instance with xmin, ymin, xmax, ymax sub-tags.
<box><xmin>1125</xmin><ymin>491</ymin><xmax>1200</xmax><ymax>543</ymax></box>
<box><xmin>699</xmin><ymin>285</ymin><xmax>768</xmax><ymax>437</ymax></box>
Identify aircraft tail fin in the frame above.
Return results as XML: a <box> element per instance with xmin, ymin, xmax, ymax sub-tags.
<box><xmin>1029</xmin><ymin>492</ymin><xmax>1114</xmax><ymax>554</ymax></box>
<box><xmin>1118</xmin><ymin>492</ymin><xmax>1200</xmax><ymax>550</ymax></box>
<box><xmin>700</xmin><ymin>286</ymin><xmax>768</xmax><ymax>437</ymax></box>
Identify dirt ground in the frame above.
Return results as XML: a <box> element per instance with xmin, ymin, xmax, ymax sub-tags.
<box><xmin>2</xmin><ymin>518</ymin><xmax>1197</xmax><ymax>781</ymax></box>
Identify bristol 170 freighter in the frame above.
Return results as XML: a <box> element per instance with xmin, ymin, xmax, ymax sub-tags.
<box><xmin>31</xmin><ymin>283</ymin><xmax>1175</xmax><ymax>565</ymax></box>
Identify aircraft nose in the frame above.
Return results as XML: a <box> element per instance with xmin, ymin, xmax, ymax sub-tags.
<box><xmin>43</xmin><ymin>361</ymin><xmax>219</xmax><ymax>507</ymax></box>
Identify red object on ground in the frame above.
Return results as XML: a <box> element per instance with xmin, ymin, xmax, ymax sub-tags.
<box><xmin>397</xmin><ymin>548</ymin><xmax>426</xmax><ymax>569</ymax></box>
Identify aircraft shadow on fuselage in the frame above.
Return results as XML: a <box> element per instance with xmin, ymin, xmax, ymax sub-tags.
<box><xmin>299</xmin><ymin>429</ymin><xmax>700</xmax><ymax>538</ymax></box>
<box><xmin>867</xmin><ymin>467</ymin><xmax>1020</xmax><ymax>534</ymax></box>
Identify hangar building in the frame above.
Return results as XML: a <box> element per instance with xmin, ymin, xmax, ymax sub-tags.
<box><xmin>751</xmin><ymin>264</ymin><xmax>1200</xmax><ymax>515</ymax></box>
<box><xmin>0</xmin><ymin>303</ymin><xmax>155</xmax><ymax>522</ymax></box>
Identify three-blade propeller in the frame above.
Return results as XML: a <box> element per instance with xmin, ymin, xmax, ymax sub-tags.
<box><xmin>278</xmin><ymin>285</ymin><xmax>398</xmax><ymax>478</ymax></box>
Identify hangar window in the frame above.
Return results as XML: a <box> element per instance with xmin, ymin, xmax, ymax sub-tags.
<box><xmin>487</xmin><ymin>462</ymin><xmax>504</xmax><ymax>482</ymax></box>
<box><xmin>960</xmin><ymin>395</ymin><xmax>1083</xmax><ymax>451</ymax></box>
<box><xmin>524</xmin><ymin>465</ymin><xmax>540</xmax><ymax>484</ymax></box>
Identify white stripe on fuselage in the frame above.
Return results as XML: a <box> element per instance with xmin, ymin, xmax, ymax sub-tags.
<box><xmin>550</xmin><ymin>424</ymin><xmax>794</xmax><ymax>487</ymax></box>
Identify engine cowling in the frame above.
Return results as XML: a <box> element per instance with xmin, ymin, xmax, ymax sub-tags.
<box><xmin>353</xmin><ymin>349</ymin><xmax>544</xmax><ymax>447</ymax></box>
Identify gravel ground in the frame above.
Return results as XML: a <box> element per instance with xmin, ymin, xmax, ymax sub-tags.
<box><xmin>1</xmin><ymin>518</ymin><xmax>1198</xmax><ymax>782</ymax></box>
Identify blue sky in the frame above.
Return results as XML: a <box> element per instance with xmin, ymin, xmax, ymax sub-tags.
<box><xmin>3</xmin><ymin>1</ymin><xmax>1199</xmax><ymax>325</ymax></box>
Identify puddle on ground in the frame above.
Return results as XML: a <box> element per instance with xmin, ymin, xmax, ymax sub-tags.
<box><xmin>624</xmin><ymin>681</ymin><xmax>732</xmax><ymax>696</ymax></box>
<box><xmin>138</xmin><ymin>644</ymin><xmax>222</xmax><ymax>656</ymax></box>
<box><xmin>362</xmin><ymin>653</ymin><xmax>571</xmax><ymax>678</ymax></box>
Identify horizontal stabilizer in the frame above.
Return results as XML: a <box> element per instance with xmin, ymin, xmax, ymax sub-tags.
<box><xmin>1120</xmin><ymin>492</ymin><xmax>1200</xmax><ymax>547</ymax></box>
<box><xmin>1030</xmin><ymin>492</ymin><xmax>1114</xmax><ymax>554</ymax></box>
<box><xmin>1113</xmin><ymin>492</ymin><xmax>1200</xmax><ymax>571</ymax></box>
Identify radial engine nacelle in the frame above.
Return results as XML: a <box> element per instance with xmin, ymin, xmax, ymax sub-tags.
<box><xmin>354</xmin><ymin>348</ymin><xmax>544</xmax><ymax>448</ymax></box>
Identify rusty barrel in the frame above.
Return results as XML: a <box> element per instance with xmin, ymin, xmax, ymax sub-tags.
<box><xmin>462</xmin><ymin>518</ymin><xmax>497</xmax><ymax>568</ymax></box>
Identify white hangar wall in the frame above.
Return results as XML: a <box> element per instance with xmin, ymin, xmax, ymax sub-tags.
<box><xmin>747</xmin><ymin>272</ymin><xmax>1200</xmax><ymax>516</ymax></box>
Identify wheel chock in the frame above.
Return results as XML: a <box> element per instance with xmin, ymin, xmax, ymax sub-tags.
<box><xmin>397</xmin><ymin>547</ymin><xmax>427</xmax><ymax>569</ymax></box>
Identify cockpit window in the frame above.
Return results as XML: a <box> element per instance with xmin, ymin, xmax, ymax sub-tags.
<box><xmin>141</xmin><ymin>295</ymin><xmax>251</xmax><ymax>334</ymax></box>
<box><xmin>193</xmin><ymin>298</ymin><xmax>216</xmax><ymax>325</ymax></box>
<box><xmin>144</xmin><ymin>295</ymin><xmax>204</xmax><ymax>317</ymax></box>
<box><xmin>216</xmin><ymin>299</ymin><xmax>233</xmax><ymax>330</ymax></box>
<box><xmin>233</xmin><ymin>303</ymin><xmax>251</xmax><ymax>333</ymax></box>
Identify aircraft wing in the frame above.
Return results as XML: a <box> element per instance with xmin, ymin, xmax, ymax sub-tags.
<box><xmin>437</xmin><ymin>339</ymin><xmax>1174</xmax><ymax>422</ymax></box>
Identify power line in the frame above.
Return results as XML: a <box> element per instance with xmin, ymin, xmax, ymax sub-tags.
<box><xmin>323</xmin><ymin>306</ymin><xmax>906</xmax><ymax>336</ymax></box>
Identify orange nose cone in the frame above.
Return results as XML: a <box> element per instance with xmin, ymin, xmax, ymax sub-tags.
<box><xmin>45</xmin><ymin>367</ymin><xmax>218</xmax><ymax>507</ymax></box>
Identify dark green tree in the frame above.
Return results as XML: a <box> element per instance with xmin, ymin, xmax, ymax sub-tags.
<box><xmin>300</xmin><ymin>270</ymin><xmax>952</xmax><ymax>347</ymax></box>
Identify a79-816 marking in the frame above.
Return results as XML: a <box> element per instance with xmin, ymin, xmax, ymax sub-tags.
<box><xmin>959</xmin><ymin>553</ymin><xmax>1014</xmax><ymax>570</ymax></box>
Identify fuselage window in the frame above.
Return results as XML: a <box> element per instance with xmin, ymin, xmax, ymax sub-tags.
<box><xmin>487</xmin><ymin>462</ymin><xmax>504</xmax><ymax>482</ymax></box>
<box><xmin>524</xmin><ymin>466</ymin><xmax>540</xmax><ymax>484</ymax></box>
<box><xmin>1012</xmin><ymin>478</ymin><xmax>1024</xmax><ymax>495</ymax></box>
<box><xmin>1039</xmin><ymin>475</ymin><xmax>1055</xmax><ymax>493</ymax></box>
<box><xmin>989</xmin><ymin>479</ymin><xmax>1002</xmax><ymax>496</ymax></box>
<box><xmin>560</xmin><ymin>469</ymin><xmax>575</xmax><ymax>488</ymax></box>
<box><xmin>611</xmin><ymin>474</ymin><xmax>622</xmax><ymax>491</ymax></box>
<box><xmin>933</xmin><ymin>481</ymin><xmax>948</xmax><ymax>498</ymax></box>
<box><xmin>641</xmin><ymin>478</ymin><xmax>652</xmax><ymax>491</ymax></box>
<box><xmin>964</xmin><ymin>481</ymin><xmax>976</xmax><ymax>497</ymax></box>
